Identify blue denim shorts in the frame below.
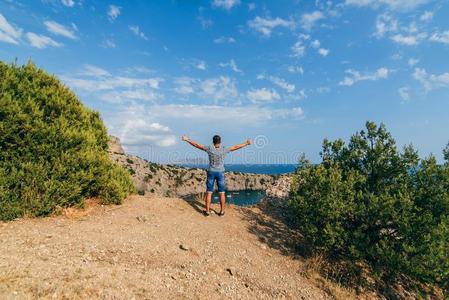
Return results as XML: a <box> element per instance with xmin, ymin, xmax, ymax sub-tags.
<box><xmin>206</xmin><ymin>171</ymin><xmax>225</xmax><ymax>193</ymax></box>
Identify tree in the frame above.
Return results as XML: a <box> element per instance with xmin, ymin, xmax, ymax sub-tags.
<box><xmin>290</xmin><ymin>122</ymin><xmax>449</xmax><ymax>289</ymax></box>
<box><xmin>0</xmin><ymin>61</ymin><xmax>135</xmax><ymax>220</ymax></box>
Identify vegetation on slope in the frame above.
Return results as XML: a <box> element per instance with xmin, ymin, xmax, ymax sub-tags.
<box><xmin>0</xmin><ymin>61</ymin><xmax>135</xmax><ymax>221</ymax></box>
<box><xmin>290</xmin><ymin>122</ymin><xmax>449</xmax><ymax>292</ymax></box>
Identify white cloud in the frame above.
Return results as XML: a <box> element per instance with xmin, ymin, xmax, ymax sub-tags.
<box><xmin>247</xmin><ymin>88</ymin><xmax>280</xmax><ymax>103</ymax></box>
<box><xmin>248</xmin><ymin>3</ymin><xmax>256</xmax><ymax>11</ymax></box>
<box><xmin>108</xmin><ymin>5</ymin><xmax>121</xmax><ymax>22</ymax></box>
<box><xmin>218</xmin><ymin>59</ymin><xmax>242</xmax><ymax>73</ymax></box>
<box><xmin>174</xmin><ymin>77</ymin><xmax>196</xmax><ymax>95</ymax></box>
<box><xmin>345</xmin><ymin>0</ymin><xmax>373</xmax><ymax>5</ymax></box>
<box><xmin>290</xmin><ymin>33</ymin><xmax>310</xmax><ymax>58</ymax></box>
<box><xmin>408</xmin><ymin>58</ymin><xmax>419</xmax><ymax>66</ymax></box>
<box><xmin>269</xmin><ymin>76</ymin><xmax>295</xmax><ymax>93</ymax></box>
<box><xmin>429</xmin><ymin>30</ymin><xmax>449</xmax><ymax>45</ymax></box>
<box><xmin>420</xmin><ymin>11</ymin><xmax>433</xmax><ymax>22</ymax></box>
<box><xmin>413</xmin><ymin>68</ymin><xmax>449</xmax><ymax>91</ymax></box>
<box><xmin>173</xmin><ymin>76</ymin><xmax>237</xmax><ymax>101</ymax></box>
<box><xmin>63</xmin><ymin>66</ymin><xmax>162</xmax><ymax>93</ymax></box>
<box><xmin>311</xmin><ymin>39</ymin><xmax>320</xmax><ymax>48</ymax></box>
<box><xmin>102</xmin><ymin>39</ymin><xmax>116</xmax><ymax>48</ymax></box>
<box><xmin>197</xmin><ymin>14</ymin><xmax>213</xmax><ymax>29</ymax></box>
<box><xmin>26</xmin><ymin>32</ymin><xmax>62</xmax><ymax>49</ymax></box>
<box><xmin>374</xmin><ymin>14</ymin><xmax>398</xmax><ymax>38</ymax></box>
<box><xmin>196</xmin><ymin>60</ymin><xmax>207</xmax><ymax>70</ymax></box>
<box><xmin>285</xmin><ymin>89</ymin><xmax>307</xmax><ymax>101</ymax></box>
<box><xmin>345</xmin><ymin>0</ymin><xmax>432</xmax><ymax>11</ymax></box>
<box><xmin>318</xmin><ymin>48</ymin><xmax>330</xmax><ymax>56</ymax></box>
<box><xmin>288</xmin><ymin>66</ymin><xmax>304</xmax><ymax>74</ymax></box>
<box><xmin>212</xmin><ymin>0</ymin><xmax>240</xmax><ymax>10</ymax></box>
<box><xmin>390</xmin><ymin>34</ymin><xmax>417</xmax><ymax>45</ymax></box>
<box><xmin>80</xmin><ymin>64</ymin><xmax>111</xmax><ymax>77</ymax></box>
<box><xmin>148</xmin><ymin>104</ymin><xmax>304</xmax><ymax>124</ymax></box>
<box><xmin>398</xmin><ymin>86</ymin><xmax>410</xmax><ymax>101</ymax></box>
<box><xmin>291</xmin><ymin>41</ymin><xmax>305</xmax><ymax>57</ymax></box>
<box><xmin>64</xmin><ymin>66</ymin><xmax>164</xmax><ymax>105</ymax></box>
<box><xmin>200</xmin><ymin>76</ymin><xmax>237</xmax><ymax>101</ymax></box>
<box><xmin>0</xmin><ymin>13</ymin><xmax>22</xmax><ymax>45</ymax></box>
<box><xmin>44</xmin><ymin>21</ymin><xmax>77</xmax><ymax>39</ymax></box>
<box><xmin>300</xmin><ymin>11</ymin><xmax>324</xmax><ymax>31</ymax></box>
<box><xmin>258</xmin><ymin>74</ymin><xmax>295</xmax><ymax>93</ymax></box>
<box><xmin>390</xmin><ymin>33</ymin><xmax>427</xmax><ymax>45</ymax></box>
<box><xmin>100</xmin><ymin>89</ymin><xmax>161</xmax><ymax>103</ymax></box>
<box><xmin>339</xmin><ymin>67</ymin><xmax>390</xmax><ymax>86</ymax></box>
<box><xmin>61</xmin><ymin>0</ymin><xmax>75</xmax><ymax>7</ymax></box>
<box><xmin>213</xmin><ymin>36</ymin><xmax>236</xmax><ymax>44</ymax></box>
<box><xmin>107</xmin><ymin>106</ymin><xmax>176</xmax><ymax>148</ymax></box>
<box><xmin>129</xmin><ymin>25</ymin><xmax>148</xmax><ymax>40</ymax></box>
<box><xmin>248</xmin><ymin>16</ymin><xmax>294</xmax><ymax>37</ymax></box>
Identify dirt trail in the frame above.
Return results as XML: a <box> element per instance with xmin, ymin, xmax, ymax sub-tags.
<box><xmin>0</xmin><ymin>196</ymin><xmax>331</xmax><ymax>299</ymax></box>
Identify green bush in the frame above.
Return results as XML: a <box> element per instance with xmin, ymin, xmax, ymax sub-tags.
<box><xmin>0</xmin><ymin>61</ymin><xmax>135</xmax><ymax>220</ymax></box>
<box><xmin>290</xmin><ymin>122</ymin><xmax>449</xmax><ymax>289</ymax></box>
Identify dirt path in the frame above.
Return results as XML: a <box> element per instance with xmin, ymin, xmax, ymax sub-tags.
<box><xmin>0</xmin><ymin>196</ymin><xmax>331</xmax><ymax>299</ymax></box>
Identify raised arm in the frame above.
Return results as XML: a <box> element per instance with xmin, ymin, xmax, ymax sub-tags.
<box><xmin>181</xmin><ymin>135</ymin><xmax>206</xmax><ymax>151</ymax></box>
<box><xmin>229</xmin><ymin>139</ymin><xmax>252</xmax><ymax>152</ymax></box>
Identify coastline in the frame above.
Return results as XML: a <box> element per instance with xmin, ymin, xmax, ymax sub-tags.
<box><xmin>109</xmin><ymin>136</ymin><xmax>292</xmax><ymax>199</ymax></box>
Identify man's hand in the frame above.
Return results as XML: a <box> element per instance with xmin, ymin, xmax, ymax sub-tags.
<box><xmin>181</xmin><ymin>136</ymin><xmax>206</xmax><ymax>151</ymax></box>
<box><xmin>229</xmin><ymin>139</ymin><xmax>252</xmax><ymax>152</ymax></box>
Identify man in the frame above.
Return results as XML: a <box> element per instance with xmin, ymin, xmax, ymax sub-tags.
<box><xmin>181</xmin><ymin>135</ymin><xmax>251</xmax><ymax>216</ymax></box>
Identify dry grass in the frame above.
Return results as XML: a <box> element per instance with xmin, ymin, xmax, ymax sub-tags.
<box><xmin>299</xmin><ymin>256</ymin><xmax>351</xmax><ymax>299</ymax></box>
<box><xmin>62</xmin><ymin>198</ymin><xmax>101</xmax><ymax>220</ymax></box>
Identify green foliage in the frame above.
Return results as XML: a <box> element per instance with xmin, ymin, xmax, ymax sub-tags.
<box><xmin>0</xmin><ymin>61</ymin><xmax>135</xmax><ymax>220</ymax></box>
<box><xmin>444</xmin><ymin>142</ymin><xmax>449</xmax><ymax>163</ymax></box>
<box><xmin>290</xmin><ymin>122</ymin><xmax>449</xmax><ymax>289</ymax></box>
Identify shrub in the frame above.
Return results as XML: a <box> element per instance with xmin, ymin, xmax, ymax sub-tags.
<box><xmin>290</xmin><ymin>122</ymin><xmax>449</xmax><ymax>290</ymax></box>
<box><xmin>0</xmin><ymin>61</ymin><xmax>135</xmax><ymax>220</ymax></box>
<box><xmin>144</xmin><ymin>174</ymin><xmax>153</xmax><ymax>182</ymax></box>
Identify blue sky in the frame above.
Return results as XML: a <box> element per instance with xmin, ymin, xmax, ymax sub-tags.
<box><xmin>1</xmin><ymin>0</ymin><xmax>449</xmax><ymax>164</ymax></box>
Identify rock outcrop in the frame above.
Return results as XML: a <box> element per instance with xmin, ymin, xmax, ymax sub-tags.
<box><xmin>108</xmin><ymin>136</ymin><xmax>125</xmax><ymax>155</ymax></box>
<box><xmin>266</xmin><ymin>174</ymin><xmax>292</xmax><ymax>199</ymax></box>
<box><xmin>108</xmin><ymin>137</ymin><xmax>285</xmax><ymax>198</ymax></box>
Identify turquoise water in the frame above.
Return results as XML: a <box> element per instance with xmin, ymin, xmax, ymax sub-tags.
<box><xmin>181</xmin><ymin>164</ymin><xmax>297</xmax><ymax>174</ymax></box>
<box><xmin>191</xmin><ymin>190</ymin><xmax>266</xmax><ymax>206</ymax></box>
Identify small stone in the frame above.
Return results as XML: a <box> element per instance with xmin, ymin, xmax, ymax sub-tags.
<box><xmin>226</xmin><ymin>267</ymin><xmax>236</xmax><ymax>276</ymax></box>
<box><xmin>179</xmin><ymin>244</ymin><xmax>189</xmax><ymax>251</ymax></box>
<box><xmin>136</xmin><ymin>216</ymin><xmax>148</xmax><ymax>222</ymax></box>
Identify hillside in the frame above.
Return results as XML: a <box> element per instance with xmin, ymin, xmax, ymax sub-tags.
<box><xmin>108</xmin><ymin>136</ymin><xmax>292</xmax><ymax>198</ymax></box>
<box><xmin>0</xmin><ymin>196</ymin><xmax>333</xmax><ymax>299</ymax></box>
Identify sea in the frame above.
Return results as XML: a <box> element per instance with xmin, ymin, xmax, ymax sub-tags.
<box><xmin>182</xmin><ymin>164</ymin><xmax>297</xmax><ymax>206</ymax></box>
<box><xmin>180</xmin><ymin>163</ymin><xmax>297</xmax><ymax>175</ymax></box>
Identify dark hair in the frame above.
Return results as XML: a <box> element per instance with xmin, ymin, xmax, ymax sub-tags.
<box><xmin>213</xmin><ymin>135</ymin><xmax>221</xmax><ymax>145</ymax></box>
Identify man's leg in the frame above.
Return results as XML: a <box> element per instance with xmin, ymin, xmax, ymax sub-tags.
<box><xmin>204</xmin><ymin>171</ymin><xmax>214</xmax><ymax>215</ymax></box>
<box><xmin>217</xmin><ymin>172</ymin><xmax>226</xmax><ymax>214</ymax></box>
<box><xmin>205</xmin><ymin>192</ymin><xmax>212</xmax><ymax>213</ymax></box>
<box><xmin>219</xmin><ymin>192</ymin><xmax>225</xmax><ymax>214</ymax></box>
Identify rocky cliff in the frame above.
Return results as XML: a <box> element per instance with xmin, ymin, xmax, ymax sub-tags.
<box><xmin>108</xmin><ymin>136</ymin><xmax>286</xmax><ymax>198</ymax></box>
